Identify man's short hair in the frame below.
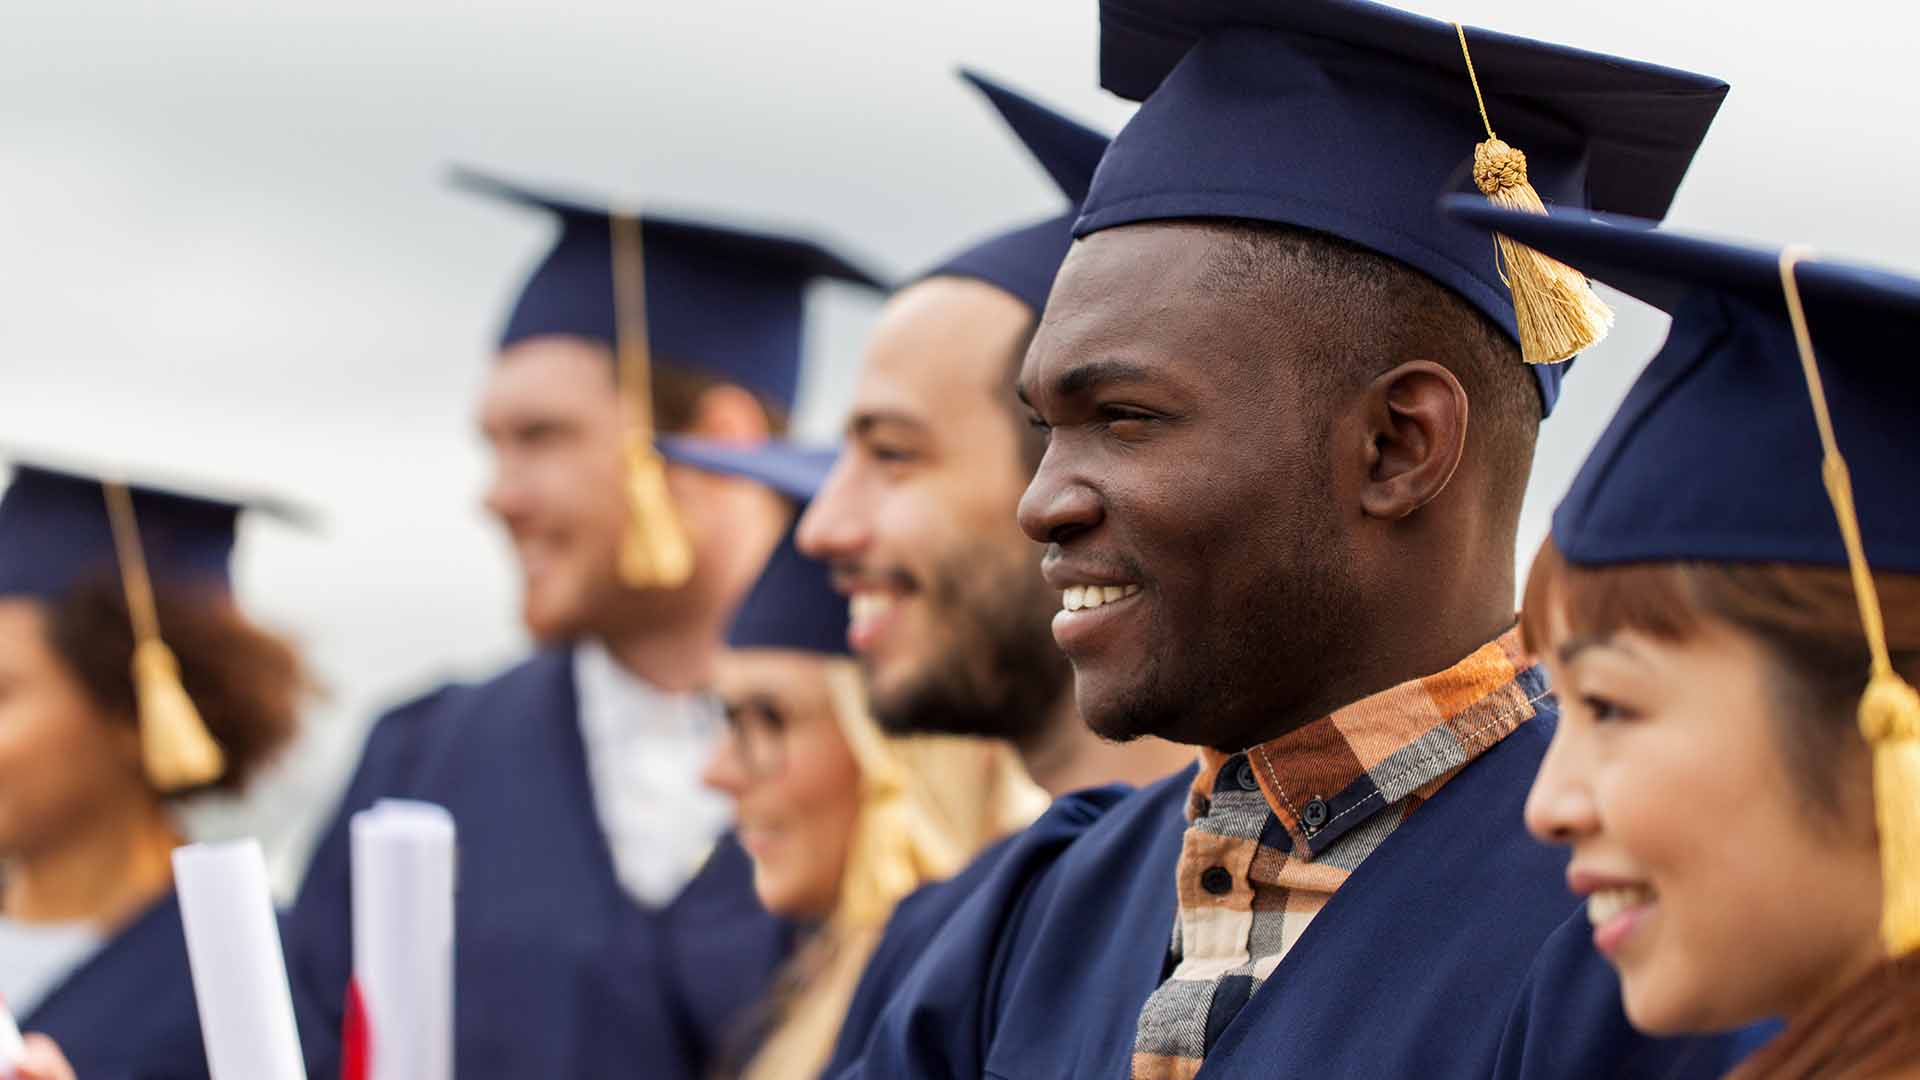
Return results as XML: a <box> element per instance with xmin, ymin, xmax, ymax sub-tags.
<box><xmin>1197</xmin><ymin>219</ymin><xmax>1539</xmax><ymax>523</ymax></box>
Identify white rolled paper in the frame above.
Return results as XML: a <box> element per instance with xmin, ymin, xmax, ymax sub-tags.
<box><xmin>351</xmin><ymin>799</ymin><xmax>456</xmax><ymax>1080</ymax></box>
<box><xmin>172</xmin><ymin>840</ymin><xmax>308</xmax><ymax>1080</ymax></box>
<box><xmin>0</xmin><ymin>994</ymin><xmax>26</xmax><ymax>1072</ymax></box>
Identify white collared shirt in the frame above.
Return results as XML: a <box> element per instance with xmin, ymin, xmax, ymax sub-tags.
<box><xmin>572</xmin><ymin>639</ymin><xmax>734</xmax><ymax>909</ymax></box>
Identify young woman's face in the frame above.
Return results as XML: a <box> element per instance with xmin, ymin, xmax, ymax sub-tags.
<box><xmin>1525</xmin><ymin>605</ymin><xmax>1884</xmax><ymax>1034</ymax></box>
<box><xmin>701</xmin><ymin>650</ymin><xmax>862</xmax><ymax>920</ymax></box>
<box><xmin>0</xmin><ymin>599</ymin><xmax>145</xmax><ymax>859</ymax></box>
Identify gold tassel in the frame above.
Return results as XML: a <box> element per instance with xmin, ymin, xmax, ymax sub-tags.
<box><xmin>618</xmin><ymin>436</ymin><xmax>695</xmax><ymax>590</ymax></box>
<box><xmin>132</xmin><ymin>638</ymin><xmax>227</xmax><ymax>792</ymax></box>
<box><xmin>610</xmin><ymin>210</ymin><xmax>696</xmax><ymax>590</ymax></box>
<box><xmin>1780</xmin><ymin>247</ymin><xmax>1920</xmax><ymax>956</ymax></box>
<box><xmin>1456</xmin><ymin>25</ymin><xmax>1614</xmax><ymax>365</ymax></box>
<box><xmin>1861</xmin><ymin>672</ymin><xmax>1920</xmax><ymax>955</ymax></box>
<box><xmin>102</xmin><ymin>481</ymin><xmax>226</xmax><ymax>793</ymax></box>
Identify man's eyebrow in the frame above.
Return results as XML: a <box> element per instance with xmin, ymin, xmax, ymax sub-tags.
<box><xmin>848</xmin><ymin>409</ymin><xmax>929</xmax><ymax>437</ymax></box>
<box><xmin>1052</xmin><ymin>357</ymin><xmax>1159</xmax><ymax>399</ymax></box>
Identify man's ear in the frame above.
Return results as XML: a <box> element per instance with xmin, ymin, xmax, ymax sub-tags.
<box><xmin>683</xmin><ymin>384</ymin><xmax>773</xmax><ymax>444</ymax></box>
<box><xmin>1357</xmin><ymin>360</ymin><xmax>1468</xmax><ymax>521</ymax></box>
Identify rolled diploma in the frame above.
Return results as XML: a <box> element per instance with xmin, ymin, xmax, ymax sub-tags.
<box><xmin>352</xmin><ymin>799</ymin><xmax>456</xmax><ymax>1080</ymax></box>
<box><xmin>172</xmin><ymin>840</ymin><xmax>307</xmax><ymax>1080</ymax></box>
<box><xmin>0</xmin><ymin>993</ymin><xmax>25</xmax><ymax>1071</ymax></box>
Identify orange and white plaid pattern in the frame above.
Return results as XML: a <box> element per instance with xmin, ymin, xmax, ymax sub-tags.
<box><xmin>1130</xmin><ymin>629</ymin><xmax>1546</xmax><ymax>1080</ymax></box>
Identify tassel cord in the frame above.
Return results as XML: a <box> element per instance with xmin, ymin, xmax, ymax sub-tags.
<box><xmin>611</xmin><ymin>212</ymin><xmax>656</xmax><ymax>439</ymax></box>
<box><xmin>1779</xmin><ymin>247</ymin><xmax>1898</xmax><ymax>686</ymax></box>
<box><xmin>102</xmin><ymin>480</ymin><xmax>165</xmax><ymax>648</ymax></box>
<box><xmin>1455</xmin><ymin>22</ymin><xmax>1498</xmax><ymax>142</ymax></box>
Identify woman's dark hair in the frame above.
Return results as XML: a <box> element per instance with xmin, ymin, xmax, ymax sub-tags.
<box><xmin>1521</xmin><ymin>538</ymin><xmax>1920</xmax><ymax>811</ymax></box>
<box><xmin>42</xmin><ymin>576</ymin><xmax>304</xmax><ymax>797</ymax></box>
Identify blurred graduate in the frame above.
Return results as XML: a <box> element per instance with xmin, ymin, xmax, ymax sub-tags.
<box><xmin>657</xmin><ymin>436</ymin><xmax>1044</xmax><ymax>1079</ymax></box>
<box><xmin>0</xmin><ymin>459</ymin><xmax>326</xmax><ymax>1079</ymax></box>
<box><xmin>284</xmin><ymin>170</ymin><xmax>886</xmax><ymax>1078</ymax></box>
<box><xmin>1439</xmin><ymin>200</ymin><xmax>1920</xmax><ymax>1075</ymax></box>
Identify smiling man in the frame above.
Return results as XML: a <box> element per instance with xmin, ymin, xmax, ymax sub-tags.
<box><xmin>806</xmin><ymin>73</ymin><xmax>1193</xmax><ymax>1078</ymax></box>
<box><xmin>286</xmin><ymin>170</ymin><xmax>885</xmax><ymax>1080</ymax></box>
<box><xmin>799</xmin><ymin>72</ymin><xmax>1189</xmax><ymax>797</ymax></box>
<box><xmin>833</xmin><ymin>3</ymin><xmax>1771</xmax><ymax>1078</ymax></box>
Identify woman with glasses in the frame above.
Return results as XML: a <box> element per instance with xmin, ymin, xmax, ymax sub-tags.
<box><xmin>1441</xmin><ymin>196</ymin><xmax>1920</xmax><ymax>1075</ymax></box>
<box><xmin>659</xmin><ymin>437</ymin><xmax>1045</xmax><ymax>1080</ymax></box>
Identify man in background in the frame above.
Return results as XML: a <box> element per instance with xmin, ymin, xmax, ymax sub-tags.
<box><xmin>802</xmin><ymin>73</ymin><xmax>1191</xmax><ymax>1075</ymax></box>
<box><xmin>287</xmin><ymin>169</ymin><xmax>886</xmax><ymax>1079</ymax></box>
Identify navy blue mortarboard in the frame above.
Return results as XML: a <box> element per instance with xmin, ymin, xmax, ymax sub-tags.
<box><xmin>1082</xmin><ymin>0</ymin><xmax>1730</xmax><ymax>415</ymax></box>
<box><xmin>0</xmin><ymin>457</ymin><xmax>305</xmax><ymax>791</ymax></box>
<box><xmin>657</xmin><ymin>437</ymin><xmax>849</xmax><ymax>656</ymax></box>
<box><xmin>452</xmin><ymin>167</ymin><xmax>888</xmax><ymax>412</ymax></box>
<box><xmin>921</xmin><ymin>71</ymin><xmax>1112</xmax><ymax>315</ymax></box>
<box><xmin>1443</xmin><ymin>197</ymin><xmax>1920</xmax><ymax>573</ymax></box>
<box><xmin>0</xmin><ymin>462</ymin><xmax>285</xmax><ymax>601</ymax></box>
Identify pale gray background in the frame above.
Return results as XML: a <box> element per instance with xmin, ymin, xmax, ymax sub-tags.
<box><xmin>3</xmin><ymin>0</ymin><xmax>1915</xmax><ymax>892</ymax></box>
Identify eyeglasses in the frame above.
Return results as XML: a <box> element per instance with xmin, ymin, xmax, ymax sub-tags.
<box><xmin>721</xmin><ymin>698</ymin><xmax>789</xmax><ymax>781</ymax></box>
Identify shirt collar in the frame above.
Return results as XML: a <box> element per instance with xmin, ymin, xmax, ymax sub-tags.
<box><xmin>572</xmin><ymin>638</ymin><xmax>720</xmax><ymax>743</ymax></box>
<box><xmin>1190</xmin><ymin>627</ymin><xmax>1545</xmax><ymax>858</ymax></box>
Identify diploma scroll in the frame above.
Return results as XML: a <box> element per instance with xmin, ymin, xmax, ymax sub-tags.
<box><xmin>172</xmin><ymin>840</ymin><xmax>308</xmax><ymax>1080</ymax></box>
<box><xmin>0</xmin><ymin>993</ymin><xmax>25</xmax><ymax>1073</ymax></box>
<box><xmin>350</xmin><ymin>799</ymin><xmax>456</xmax><ymax>1080</ymax></box>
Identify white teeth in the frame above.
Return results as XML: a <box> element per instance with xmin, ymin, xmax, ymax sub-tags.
<box><xmin>1060</xmin><ymin>584</ymin><xmax>1142</xmax><ymax>613</ymax></box>
<box><xmin>850</xmin><ymin>592</ymin><xmax>895</xmax><ymax>625</ymax></box>
<box><xmin>1587</xmin><ymin>886</ymin><xmax>1655</xmax><ymax>926</ymax></box>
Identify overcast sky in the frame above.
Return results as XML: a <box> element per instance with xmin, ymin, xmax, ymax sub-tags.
<box><xmin>4</xmin><ymin>0</ymin><xmax>1916</xmax><ymax>889</ymax></box>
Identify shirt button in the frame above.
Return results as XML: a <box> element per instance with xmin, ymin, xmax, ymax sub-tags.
<box><xmin>1302</xmin><ymin>798</ymin><xmax>1330</xmax><ymax>832</ymax></box>
<box><xmin>1200</xmin><ymin>866</ymin><xmax>1234</xmax><ymax>896</ymax></box>
<box><xmin>1235</xmin><ymin>761</ymin><xmax>1260</xmax><ymax>792</ymax></box>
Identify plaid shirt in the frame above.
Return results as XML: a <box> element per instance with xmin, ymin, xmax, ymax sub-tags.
<box><xmin>1131</xmin><ymin>629</ymin><xmax>1545</xmax><ymax>1080</ymax></box>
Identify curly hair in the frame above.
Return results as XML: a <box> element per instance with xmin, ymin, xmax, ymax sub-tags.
<box><xmin>41</xmin><ymin>577</ymin><xmax>305</xmax><ymax>797</ymax></box>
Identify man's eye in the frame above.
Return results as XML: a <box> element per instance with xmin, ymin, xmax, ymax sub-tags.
<box><xmin>1097</xmin><ymin>406</ymin><xmax>1159</xmax><ymax>436</ymax></box>
<box><xmin>869</xmin><ymin>444</ymin><xmax>918</xmax><ymax>464</ymax></box>
<box><xmin>1026</xmin><ymin>414</ymin><xmax>1051</xmax><ymax>434</ymax></box>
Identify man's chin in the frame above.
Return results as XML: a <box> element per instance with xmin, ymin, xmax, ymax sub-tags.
<box><xmin>1075</xmin><ymin>675</ymin><xmax>1184</xmax><ymax>746</ymax></box>
<box><xmin>520</xmin><ymin>589</ymin><xmax>592</xmax><ymax>644</ymax></box>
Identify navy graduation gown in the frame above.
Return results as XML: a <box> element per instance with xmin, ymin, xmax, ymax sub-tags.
<box><xmin>837</xmin><ymin>711</ymin><xmax>1764</xmax><ymax>1078</ymax></box>
<box><xmin>23</xmin><ymin>895</ymin><xmax>332</xmax><ymax>1080</ymax></box>
<box><xmin>23</xmin><ymin>895</ymin><xmax>204</xmax><ymax>1080</ymax></box>
<box><xmin>286</xmin><ymin>648</ymin><xmax>790</xmax><ymax>1080</ymax></box>
<box><xmin>820</xmin><ymin>786</ymin><xmax>1131</xmax><ymax>1078</ymax></box>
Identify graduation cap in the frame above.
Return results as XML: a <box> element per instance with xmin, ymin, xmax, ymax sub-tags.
<box><xmin>920</xmin><ymin>70</ymin><xmax>1112</xmax><ymax>315</ymax></box>
<box><xmin>1443</xmin><ymin>196</ymin><xmax>1920</xmax><ymax>957</ymax></box>
<box><xmin>452</xmin><ymin>167</ymin><xmax>888</xmax><ymax>408</ymax></box>
<box><xmin>453</xmin><ymin>167</ymin><xmax>885</xmax><ymax>591</ymax></box>
<box><xmin>1081</xmin><ymin>0</ymin><xmax>1729</xmax><ymax>415</ymax></box>
<box><xmin>656</xmin><ymin>437</ymin><xmax>848</xmax><ymax>656</ymax></box>
<box><xmin>0</xmin><ymin>459</ymin><xmax>305</xmax><ymax>792</ymax></box>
